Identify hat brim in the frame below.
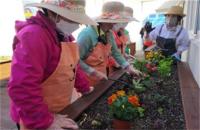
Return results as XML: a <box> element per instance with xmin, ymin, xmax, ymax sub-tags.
<box><xmin>26</xmin><ymin>3</ymin><xmax>97</xmax><ymax>25</ymax></box>
<box><xmin>164</xmin><ymin>12</ymin><xmax>186</xmax><ymax>17</ymax></box>
<box><xmin>128</xmin><ymin>17</ymin><xmax>139</xmax><ymax>22</ymax></box>
<box><xmin>94</xmin><ymin>17</ymin><xmax>130</xmax><ymax>23</ymax></box>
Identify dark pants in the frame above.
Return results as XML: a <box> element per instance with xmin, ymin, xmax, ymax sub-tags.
<box><xmin>16</xmin><ymin>123</ymin><xmax>20</xmax><ymax>130</ymax></box>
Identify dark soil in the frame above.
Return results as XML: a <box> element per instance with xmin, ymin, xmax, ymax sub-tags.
<box><xmin>76</xmin><ymin>66</ymin><xmax>185</xmax><ymax>130</ymax></box>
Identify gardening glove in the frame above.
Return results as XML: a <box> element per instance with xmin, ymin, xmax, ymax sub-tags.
<box><xmin>171</xmin><ymin>53</ymin><xmax>181</xmax><ymax>61</ymax></box>
<box><xmin>90</xmin><ymin>70</ymin><xmax>108</xmax><ymax>80</ymax></box>
<box><xmin>47</xmin><ymin>114</ymin><xmax>78</xmax><ymax>130</ymax></box>
<box><xmin>125</xmin><ymin>65</ymin><xmax>142</xmax><ymax>76</ymax></box>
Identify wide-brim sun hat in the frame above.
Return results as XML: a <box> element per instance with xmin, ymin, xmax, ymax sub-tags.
<box><xmin>94</xmin><ymin>1</ymin><xmax>130</xmax><ymax>23</ymax></box>
<box><xmin>26</xmin><ymin>0</ymin><xmax>97</xmax><ymax>25</ymax></box>
<box><xmin>164</xmin><ymin>6</ymin><xmax>186</xmax><ymax>17</ymax></box>
<box><xmin>123</xmin><ymin>6</ymin><xmax>139</xmax><ymax>22</ymax></box>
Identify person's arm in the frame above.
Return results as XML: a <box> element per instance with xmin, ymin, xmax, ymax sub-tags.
<box><xmin>74</xmin><ymin>64</ymin><xmax>90</xmax><ymax>93</ymax></box>
<box><xmin>149</xmin><ymin>25</ymin><xmax>160</xmax><ymax>41</ymax></box>
<box><xmin>109</xmin><ymin>31</ymin><xmax>129</xmax><ymax>68</ymax></box>
<box><xmin>77</xmin><ymin>30</ymin><xmax>95</xmax><ymax>74</ymax></box>
<box><xmin>8</xmin><ymin>29</ymin><xmax>53</xmax><ymax>129</ymax></box>
<box><xmin>176</xmin><ymin>29</ymin><xmax>190</xmax><ymax>54</ymax></box>
<box><xmin>109</xmin><ymin>31</ymin><xmax>142</xmax><ymax>75</ymax></box>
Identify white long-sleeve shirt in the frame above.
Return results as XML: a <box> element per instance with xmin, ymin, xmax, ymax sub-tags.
<box><xmin>149</xmin><ymin>24</ymin><xmax>190</xmax><ymax>53</ymax></box>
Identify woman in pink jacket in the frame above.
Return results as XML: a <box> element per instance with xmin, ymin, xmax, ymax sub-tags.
<box><xmin>7</xmin><ymin>0</ymin><xmax>96</xmax><ymax>130</ymax></box>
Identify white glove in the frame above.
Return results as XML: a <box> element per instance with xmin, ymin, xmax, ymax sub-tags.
<box><xmin>47</xmin><ymin>114</ymin><xmax>78</xmax><ymax>130</ymax></box>
<box><xmin>126</xmin><ymin>65</ymin><xmax>142</xmax><ymax>76</ymax></box>
<box><xmin>90</xmin><ymin>70</ymin><xmax>108</xmax><ymax>80</ymax></box>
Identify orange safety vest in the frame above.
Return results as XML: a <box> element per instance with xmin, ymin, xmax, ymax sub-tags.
<box><xmin>108</xmin><ymin>31</ymin><xmax>128</xmax><ymax>72</ymax></box>
<box><xmin>113</xmin><ymin>31</ymin><xmax>128</xmax><ymax>55</ymax></box>
<box><xmin>19</xmin><ymin>42</ymin><xmax>80</xmax><ymax>130</ymax></box>
<box><xmin>84</xmin><ymin>42</ymin><xmax>111</xmax><ymax>86</ymax></box>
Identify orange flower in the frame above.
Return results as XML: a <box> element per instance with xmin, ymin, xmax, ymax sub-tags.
<box><xmin>116</xmin><ymin>90</ymin><xmax>125</xmax><ymax>97</ymax></box>
<box><xmin>108</xmin><ymin>94</ymin><xmax>117</xmax><ymax>105</ymax></box>
<box><xmin>128</xmin><ymin>95</ymin><xmax>140</xmax><ymax>107</ymax></box>
<box><xmin>108</xmin><ymin>97</ymin><xmax>113</xmax><ymax>105</ymax></box>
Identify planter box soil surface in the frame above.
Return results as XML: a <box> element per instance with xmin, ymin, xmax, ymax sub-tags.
<box><xmin>76</xmin><ymin>66</ymin><xmax>185</xmax><ymax>129</ymax></box>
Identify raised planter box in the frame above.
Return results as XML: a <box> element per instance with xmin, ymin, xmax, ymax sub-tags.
<box><xmin>59</xmin><ymin>62</ymin><xmax>200</xmax><ymax>129</ymax></box>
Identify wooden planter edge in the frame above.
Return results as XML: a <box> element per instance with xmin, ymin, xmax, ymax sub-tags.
<box><xmin>59</xmin><ymin>69</ymin><xmax>126</xmax><ymax>120</ymax></box>
<box><xmin>177</xmin><ymin>62</ymin><xmax>200</xmax><ymax>130</ymax></box>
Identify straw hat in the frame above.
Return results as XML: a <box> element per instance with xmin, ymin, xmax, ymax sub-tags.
<box><xmin>165</xmin><ymin>6</ymin><xmax>185</xmax><ymax>17</ymax></box>
<box><xmin>26</xmin><ymin>0</ymin><xmax>97</xmax><ymax>25</ymax></box>
<box><xmin>123</xmin><ymin>6</ymin><xmax>139</xmax><ymax>22</ymax></box>
<box><xmin>94</xmin><ymin>1</ymin><xmax>129</xmax><ymax>23</ymax></box>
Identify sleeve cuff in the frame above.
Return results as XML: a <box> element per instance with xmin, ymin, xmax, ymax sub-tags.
<box><xmin>87</xmin><ymin>67</ymin><xmax>95</xmax><ymax>74</ymax></box>
<box><xmin>121</xmin><ymin>62</ymin><xmax>129</xmax><ymax>69</ymax></box>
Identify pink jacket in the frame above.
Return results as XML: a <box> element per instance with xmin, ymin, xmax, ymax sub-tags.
<box><xmin>7</xmin><ymin>11</ymin><xmax>89</xmax><ymax>129</ymax></box>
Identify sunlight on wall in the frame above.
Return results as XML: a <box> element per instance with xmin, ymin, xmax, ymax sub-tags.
<box><xmin>0</xmin><ymin>0</ymin><xmax>25</xmax><ymax>56</ymax></box>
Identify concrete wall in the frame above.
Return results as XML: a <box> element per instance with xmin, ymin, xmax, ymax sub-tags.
<box><xmin>187</xmin><ymin>33</ymin><xmax>200</xmax><ymax>88</ymax></box>
<box><xmin>183</xmin><ymin>1</ymin><xmax>200</xmax><ymax>88</ymax></box>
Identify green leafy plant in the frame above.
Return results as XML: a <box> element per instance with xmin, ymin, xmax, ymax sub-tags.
<box><xmin>157</xmin><ymin>57</ymin><xmax>173</xmax><ymax>78</ymax></box>
<box><xmin>157</xmin><ymin>107</ymin><xmax>164</xmax><ymax>115</ymax></box>
<box><xmin>132</xmin><ymin>79</ymin><xmax>146</xmax><ymax>93</ymax></box>
<box><xmin>152</xmin><ymin>93</ymin><xmax>167</xmax><ymax>104</ymax></box>
<box><xmin>140</xmin><ymin>75</ymin><xmax>156</xmax><ymax>88</ymax></box>
<box><xmin>132</xmin><ymin>59</ymin><xmax>148</xmax><ymax>73</ymax></box>
<box><xmin>108</xmin><ymin>90</ymin><xmax>144</xmax><ymax>121</ymax></box>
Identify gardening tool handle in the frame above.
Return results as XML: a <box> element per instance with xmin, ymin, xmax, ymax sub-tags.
<box><xmin>108</xmin><ymin>78</ymin><xmax>130</xmax><ymax>87</ymax></box>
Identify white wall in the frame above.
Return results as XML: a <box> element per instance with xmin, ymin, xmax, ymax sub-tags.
<box><xmin>184</xmin><ymin>0</ymin><xmax>200</xmax><ymax>88</ymax></box>
<box><xmin>188</xmin><ymin>38</ymin><xmax>200</xmax><ymax>87</ymax></box>
<box><xmin>0</xmin><ymin>0</ymin><xmax>25</xmax><ymax>56</ymax></box>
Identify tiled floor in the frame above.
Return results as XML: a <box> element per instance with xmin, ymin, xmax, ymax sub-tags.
<box><xmin>0</xmin><ymin>81</ymin><xmax>17</xmax><ymax>130</ymax></box>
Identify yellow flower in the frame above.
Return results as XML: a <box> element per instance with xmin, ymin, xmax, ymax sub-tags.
<box><xmin>116</xmin><ymin>90</ymin><xmax>125</xmax><ymax>96</ymax></box>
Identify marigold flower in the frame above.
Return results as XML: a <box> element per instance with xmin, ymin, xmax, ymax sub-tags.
<box><xmin>128</xmin><ymin>95</ymin><xmax>140</xmax><ymax>107</ymax></box>
<box><xmin>107</xmin><ymin>94</ymin><xmax>117</xmax><ymax>105</ymax></box>
<box><xmin>108</xmin><ymin>97</ymin><xmax>113</xmax><ymax>105</ymax></box>
<box><xmin>116</xmin><ymin>90</ymin><xmax>125</xmax><ymax>96</ymax></box>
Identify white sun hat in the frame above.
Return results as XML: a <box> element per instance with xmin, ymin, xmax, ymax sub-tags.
<box><xmin>94</xmin><ymin>1</ymin><xmax>129</xmax><ymax>23</ymax></box>
<box><xmin>26</xmin><ymin>0</ymin><xmax>97</xmax><ymax>25</ymax></box>
<box><xmin>165</xmin><ymin>6</ymin><xmax>186</xmax><ymax>17</ymax></box>
<box><xmin>123</xmin><ymin>6</ymin><xmax>139</xmax><ymax>22</ymax></box>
